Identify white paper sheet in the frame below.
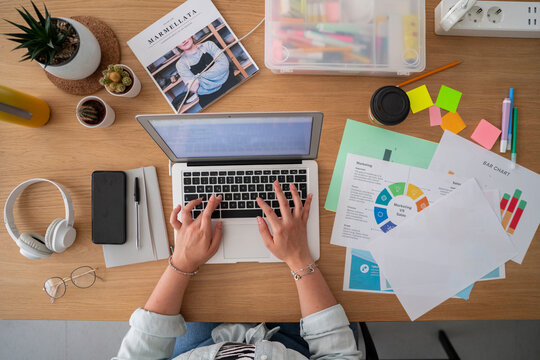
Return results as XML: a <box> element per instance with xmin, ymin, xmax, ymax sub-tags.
<box><xmin>429</xmin><ymin>131</ymin><xmax>540</xmax><ymax>264</ymax></box>
<box><xmin>367</xmin><ymin>179</ymin><xmax>517</xmax><ymax>321</ymax></box>
<box><xmin>331</xmin><ymin>153</ymin><xmax>465</xmax><ymax>249</ymax></box>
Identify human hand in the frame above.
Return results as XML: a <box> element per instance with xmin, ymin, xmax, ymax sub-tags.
<box><xmin>169</xmin><ymin>195</ymin><xmax>223</xmax><ymax>272</ymax></box>
<box><xmin>256</xmin><ymin>181</ymin><xmax>314</xmax><ymax>270</ymax></box>
<box><xmin>189</xmin><ymin>78</ymin><xmax>200</xmax><ymax>93</ymax></box>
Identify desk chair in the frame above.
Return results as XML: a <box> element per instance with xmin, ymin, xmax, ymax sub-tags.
<box><xmin>359</xmin><ymin>322</ymin><xmax>461</xmax><ymax>360</ymax></box>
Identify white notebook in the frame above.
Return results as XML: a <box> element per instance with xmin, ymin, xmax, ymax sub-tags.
<box><xmin>102</xmin><ymin>166</ymin><xmax>170</xmax><ymax>267</ymax></box>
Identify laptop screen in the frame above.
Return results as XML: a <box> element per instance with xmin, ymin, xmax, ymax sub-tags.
<box><xmin>148</xmin><ymin>116</ymin><xmax>314</xmax><ymax>159</ymax></box>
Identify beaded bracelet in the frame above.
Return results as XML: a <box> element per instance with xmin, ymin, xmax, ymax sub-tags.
<box><xmin>290</xmin><ymin>262</ymin><xmax>318</xmax><ymax>280</ymax></box>
<box><xmin>168</xmin><ymin>256</ymin><xmax>199</xmax><ymax>276</ymax></box>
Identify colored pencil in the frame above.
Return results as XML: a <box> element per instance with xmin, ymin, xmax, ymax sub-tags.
<box><xmin>396</xmin><ymin>60</ymin><xmax>461</xmax><ymax>88</ymax></box>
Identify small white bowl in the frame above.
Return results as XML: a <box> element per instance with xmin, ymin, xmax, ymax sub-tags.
<box><xmin>76</xmin><ymin>96</ymin><xmax>115</xmax><ymax>128</ymax></box>
<box><xmin>104</xmin><ymin>64</ymin><xmax>141</xmax><ymax>98</ymax></box>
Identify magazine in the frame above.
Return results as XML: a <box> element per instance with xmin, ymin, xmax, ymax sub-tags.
<box><xmin>127</xmin><ymin>0</ymin><xmax>259</xmax><ymax>114</ymax></box>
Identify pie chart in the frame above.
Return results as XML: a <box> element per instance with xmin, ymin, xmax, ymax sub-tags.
<box><xmin>373</xmin><ymin>182</ymin><xmax>429</xmax><ymax>233</ymax></box>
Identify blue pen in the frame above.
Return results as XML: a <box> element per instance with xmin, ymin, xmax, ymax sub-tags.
<box><xmin>507</xmin><ymin>88</ymin><xmax>514</xmax><ymax>150</ymax></box>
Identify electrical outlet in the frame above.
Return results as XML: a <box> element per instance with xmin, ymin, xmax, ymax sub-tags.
<box><xmin>435</xmin><ymin>1</ymin><xmax>540</xmax><ymax>38</ymax></box>
<box><xmin>466</xmin><ymin>6</ymin><xmax>484</xmax><ymax>24</ymax></box>
<box><xmin>486</xmin><ymin>6</ymin><xmax>503</xmax><ymax>23</ymax></box>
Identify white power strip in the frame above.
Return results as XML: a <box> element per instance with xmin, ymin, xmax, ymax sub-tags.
<box><xmin>435</xmin><ymin>0</ymin><xmax>540</xmax><ymax>38</ymax></box>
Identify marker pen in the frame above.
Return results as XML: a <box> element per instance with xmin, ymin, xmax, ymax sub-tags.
<box><xmin>500</xmin><ymin>98</ymin><xmax>511</xmax><ymax>153</ymax></box>
<box><xmin>511</xmin><ymin>107</ymin><xmax>518</xmax><ymax>168</ymax></box>
<box><xmin>507</xmin><ymin>88</ymin><xmax>514</xmax><ymax>150</ymax></box>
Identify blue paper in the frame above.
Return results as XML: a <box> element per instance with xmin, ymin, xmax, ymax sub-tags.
<box><xmin>455</xmin><ymin>285</ymin><xmax>473</xmax><ymax>300</ymax></box>
<box><xmin>346</xmin><ymin>249</ymin><xmax>472</xmax><ymax>300</ymax></box>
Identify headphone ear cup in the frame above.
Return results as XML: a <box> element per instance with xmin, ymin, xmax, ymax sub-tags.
<box><xmin>16</xmin><ymin>232</ymin><xmax>52</xmax><ymax>259</ymax></box>
<box><xmin>45</xmin><ymin>218</ymin><xmax>64</xmax><ymax>251</ymax></box>
<box><xmin>49</xmin><ymin>219</ymin><xmax>76</xmax><ymax>253</ymax></box>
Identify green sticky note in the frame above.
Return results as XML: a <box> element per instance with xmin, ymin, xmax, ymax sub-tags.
<box><xmin>435</xmin><ymin>85</ymin><xmax>462</xmax><ymax>113</ymax></box>
<box><xmin>325</xmin><ymin>120</ymin><xmax>438</xmax><ymax>211</ymax></box>
<box><xmin>406</xmin><ymin>85</ymin><xmax>433</xmax><ymax>113</ymax></box>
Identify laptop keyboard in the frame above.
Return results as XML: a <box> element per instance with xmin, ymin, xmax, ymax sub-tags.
<box><xmin>182</xmin><ymin>169</ymin><xmax>308</xmax><ymax>219</ymax></box>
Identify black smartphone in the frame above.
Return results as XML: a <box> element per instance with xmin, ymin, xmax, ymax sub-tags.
<box><xmin>91</xmin><ymin>171</ymin><xmax>126</xmax><ymax>244</ymax></box>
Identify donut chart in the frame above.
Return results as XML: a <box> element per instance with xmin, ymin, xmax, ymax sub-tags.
<box><xmin>374</xmin><ymin>182</ymin><xmax>430</xmax><ymax>233</ymax></box>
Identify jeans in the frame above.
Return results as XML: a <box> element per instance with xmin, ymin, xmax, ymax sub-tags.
<box><xmin>171</xmin><ymin>322</ymin><xmax>360</xmax><ymax>359</ymax></box>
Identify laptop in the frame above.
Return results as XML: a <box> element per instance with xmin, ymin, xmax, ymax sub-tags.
<box><xmin>136</xmin><ymin>112</ymin><xmax>322</xmax><ymax>263</ymax></box>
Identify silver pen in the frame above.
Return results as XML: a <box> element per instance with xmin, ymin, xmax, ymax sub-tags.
<box><xmin>134</xmin><ymin>177</ymin><xmax>141</xmax><ymax>250</ymax></box>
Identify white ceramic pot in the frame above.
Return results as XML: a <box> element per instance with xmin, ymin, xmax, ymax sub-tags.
<box><xmin>41</xmin><ymin>18</ymin><xmax>101</xmax><ymax>80</ymax></box>
<box><xmin>76</xmin><ymin>96</ymin><xmax>115</xmax><ymax>128</ymax></box>
<box><xmin>105</xmin><ymin>64</ymin><xmax>142</xmax><ymax>98</ymax></box>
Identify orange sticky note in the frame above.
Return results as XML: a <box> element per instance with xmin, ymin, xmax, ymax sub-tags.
<box><xmin>470</xmin><ymin>119</ymin><xmax>501</xmax><ymax>150</ymax></box>
<box><xmin>441</xmin><ymin>112</ymin><xmax>466</xmax><ymax>134</ymax></box>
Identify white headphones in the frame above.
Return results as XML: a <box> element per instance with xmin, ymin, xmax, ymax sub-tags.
<box><xmin>4</xmin><ymin>178</ymin><xmax>76</xmax><ymax>260</ymax></box>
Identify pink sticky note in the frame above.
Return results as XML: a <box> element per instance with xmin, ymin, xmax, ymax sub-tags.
<box><xmin>470</xmin><ymin>119</ymin><xmax>502</xmax><ymax>150</ymax></box>
<box><xmin>429</xmin><ymin>106</ymin><xmax>442</xmax><ymax>126</ymax></box>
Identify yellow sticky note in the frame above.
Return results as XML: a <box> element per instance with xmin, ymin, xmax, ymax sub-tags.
<box><xmin>406</xmin><ymin>85</ymin><xmax>433</xmax><ymax>114</ymax></box>
<box><xmin>441</xmin><ymin>112</ymin><xmax>466</xmax><ymax>134</ymax></box>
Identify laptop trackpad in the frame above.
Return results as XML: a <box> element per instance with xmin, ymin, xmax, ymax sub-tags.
<box><xmin>223</xmin><ymin>224</ymin><xmax>269</xmax><ymax>259</ymax></box>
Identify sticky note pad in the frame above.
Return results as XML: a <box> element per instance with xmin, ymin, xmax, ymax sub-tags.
<box><xmin>406</xmin><ymin>85</ymin><xmax>433</xmax><ymax>114</ymax></box>
<box><xmin>436</xmin><ymin>85</ymin><xmax>462</xmax><ymax>113</ymax></box>
<box><xmin>441</xmin><ymin>112</ymin><xmax>466</xmax><ymax>134</ymax></box>
<box><xmin>429</xmin><ymin>106</ymin><xmax>442</xmax><ymax>126</ymax></box>
<box><xmin>470</xmin><ymin>119</ymin><xmax>502</xmax><ymax>150</ymax></box>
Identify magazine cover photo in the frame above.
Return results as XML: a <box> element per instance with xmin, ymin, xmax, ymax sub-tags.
<box><xmin>146</xmin><ymin>17</ymin><xmax>258</xmax><ymax>114</ymax></box>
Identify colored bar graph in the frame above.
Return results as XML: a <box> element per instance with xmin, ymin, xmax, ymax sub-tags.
<box><xmin>507</xmin><ymin>200</ymin><xmax>527</xmax><ymax>234</ymax></box>
<box><xmin>500</xmin><ymin>193</ymin><xmax>511</xmax><ymax>216</ymax></box>
<box><xmin>501</xmin><ymin>189</ymin><xmax>522</xmax><ymax>229</ymax></box>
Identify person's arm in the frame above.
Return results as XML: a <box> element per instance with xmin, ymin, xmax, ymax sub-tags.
<box><xmin>114</xmin><ymin>196</ymin><xmax>223</xmax><ymax>360</ymax></box>
<box><xmin>198</xmin><ymin>41</ymin><xmax>230</xmax><ymax>82</ymax></box>
<box><xmin>145</xmin><ymin>195</ymin><xmax>223</xmax><ymax>315</ymax></box>
<box><xmin>257</xmin><ymin>182</ymin><xmax>336</xmax><ymax>317</ymax></box>
<box><xmin>256</xmin><ymin>183</ymin><xmax>361</xmax><ymax>359</ymax></box>
<box><xmin>176</xmin><ymin>57</ymin><xmax>196</xmax><ymax>85</ymax></box>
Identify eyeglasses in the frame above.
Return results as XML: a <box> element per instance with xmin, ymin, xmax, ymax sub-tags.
<box><xmin>43</xmin><ymin>266</ymin><xmax>104</xmax><ymax>303</ymax></box>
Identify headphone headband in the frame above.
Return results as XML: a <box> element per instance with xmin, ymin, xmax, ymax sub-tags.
<box><xmin>4</xmin><ymin>178</ymin><xmax>75</xmax><ymax>240</ymax></box>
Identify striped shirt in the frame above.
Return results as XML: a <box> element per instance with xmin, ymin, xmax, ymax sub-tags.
<box><xmin>215</xmin><ymin>343</ymin><xmax>256</xmax><ymax>359</ymax></box>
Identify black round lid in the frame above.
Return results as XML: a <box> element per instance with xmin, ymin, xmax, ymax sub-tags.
<box><xmin>370</xmin><ymin>86</ymin><xmax>410</xmax><ymax>126</ymax></box>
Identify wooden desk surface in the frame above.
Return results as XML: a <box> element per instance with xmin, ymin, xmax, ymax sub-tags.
<box><xmin>1</xmin><ymin>0</ymin><xmax>539</xmax><ymax>322</ymax></box>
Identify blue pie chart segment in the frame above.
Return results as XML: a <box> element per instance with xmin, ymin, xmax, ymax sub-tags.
<box><xmin>374</xmin><ymin>207</ymin><xmax>388</xmax><ymax>224</ymax></box>
<box><xmin>380</xmin><ymin>221</ymin><xmax>397</xmax><ymax>233</ymax></box>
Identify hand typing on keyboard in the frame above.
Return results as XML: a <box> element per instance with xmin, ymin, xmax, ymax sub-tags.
<box><xmin>169</xmin><ymin>195</ymin><xmax>223</xmax><ymax>273</ymax></box>
<box><xmin>256</xmin><ymin>181</ymin><xmax>314</xmax><ymax>270</ymax></box>
<box><xmin>182</xmin><ymin>168</ymin><xmax>308</xmax><ymax>220</ymax></box>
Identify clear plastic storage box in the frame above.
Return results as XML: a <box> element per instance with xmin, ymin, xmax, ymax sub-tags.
<box><xmin>265</xmin><ymin>0</ymin><xmax>426</xmax><ymax>76</ymax></box>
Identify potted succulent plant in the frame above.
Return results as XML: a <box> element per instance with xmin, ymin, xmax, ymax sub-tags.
<box><xmin>76</xmin><ymin>96</ymin><xmax>115</xmax><ymax>128</ymax></box>
<box><xmin>100</xmin><ymin>64</ymin><xmax>141</xmax><ymax>98</ymax></box>
<box><xmin>4</xmin><ymin>2</ymin><xmax>101</xmax><ymax>80</ymax></box>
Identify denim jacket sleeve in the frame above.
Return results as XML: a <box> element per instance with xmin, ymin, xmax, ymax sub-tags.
<box><xmin>300</xmin><ymin>304</ymin><xmax>362</xmax><ymax>359</ymax></box>
<box><xmin>113</xmin><ymin>304</ymin><xmax>361</xmax><ymax>360</ymax></box>
<box><xmin>112</xmin><ymin>308</ymin><xmax>186</xmax><ymax>360</ymax></box>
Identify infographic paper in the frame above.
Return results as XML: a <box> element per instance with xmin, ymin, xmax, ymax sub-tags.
<box><xmin>331</xmin><ymin>153</ymin><xmax>464</xmax><ymax>249</ymax></box>
<box><xmin>429</xmin><ymin>131</ymin><xmax>540</xmax><ymax>264</ymax></box>
<box><xmin>368</xmin><ymin>179</ymin><xmax>517</xmax><ymax>321</ymax></box>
